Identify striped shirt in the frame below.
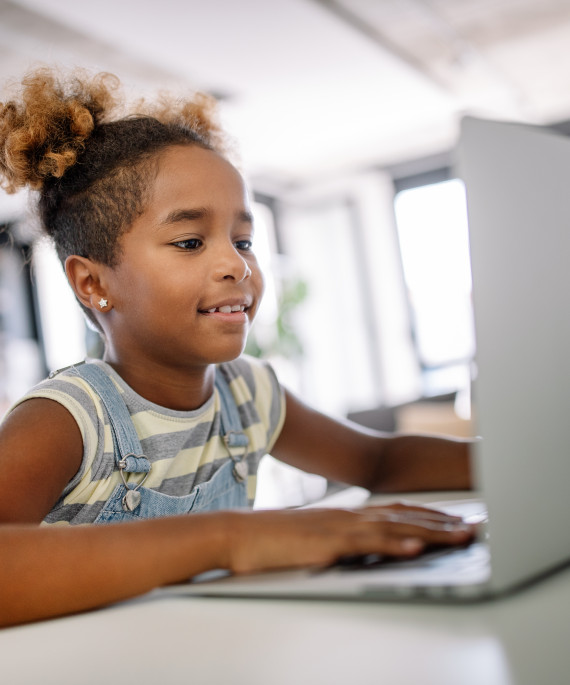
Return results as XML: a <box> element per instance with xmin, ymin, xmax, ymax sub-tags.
<box><xmin>9</xmin><ymin>356</ymin><xmax>285</xmax><ymax>525</ymax></box>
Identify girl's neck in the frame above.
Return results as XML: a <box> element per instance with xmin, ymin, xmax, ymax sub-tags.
<box><xmin>102</xmin><ymin>355</ymin><xmax>216</xmax><ymax>411</ymax></box>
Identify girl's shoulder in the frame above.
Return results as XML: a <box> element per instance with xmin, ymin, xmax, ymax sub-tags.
<box><xmin>7</xmin><ymin>361</ymin><xmax>107</xmax><ymax>429</ymax></box>
<box><xmin>4</xmin><ymin>362</ymin><xmax>112</xmax><ymax>508</ymax></box>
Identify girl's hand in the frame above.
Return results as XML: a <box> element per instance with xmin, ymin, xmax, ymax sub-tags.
<box><xmin>223</xmin><ymin>503</ymin><xmax>475</xmax><ymax>574</ymax></box>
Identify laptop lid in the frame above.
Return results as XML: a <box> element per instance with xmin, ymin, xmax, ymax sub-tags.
<box><xmin>459</xmin><ymin>116</ymin><xmax>570</xmax><ymax>593</ymax></box>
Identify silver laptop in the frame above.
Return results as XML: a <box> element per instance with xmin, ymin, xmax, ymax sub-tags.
<box><xmin>168</xmin><ymin>116</ymin><xmax>570</xmax><ymax>601</ymax></box>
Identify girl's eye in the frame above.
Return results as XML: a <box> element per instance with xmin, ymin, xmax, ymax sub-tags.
<box><xmin>235</xmin><ymin>239</ymin><xmax>253</xmax><ymax>252</ymax></box>
<box><xmin>172</xmin><ymin>238</ymin><xmax>202</xmax><ymax>250</ymax></box>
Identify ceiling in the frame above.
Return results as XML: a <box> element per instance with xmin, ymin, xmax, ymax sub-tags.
<box><xmin>2</xmin><ymin>0</ymin><xmax>570</xmax><ymax>199</ymax></box>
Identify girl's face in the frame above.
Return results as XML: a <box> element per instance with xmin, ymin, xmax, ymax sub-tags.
<box><xmin>100</xmin><ymin>145</ymin><xmax>264</xmax><ymax>371</ymax></box>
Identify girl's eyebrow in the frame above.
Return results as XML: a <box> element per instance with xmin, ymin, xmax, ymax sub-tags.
<box><xmin>161</xmin><ymin>207</ymin><xmax>254</xmax><ymax>226</ymax></box>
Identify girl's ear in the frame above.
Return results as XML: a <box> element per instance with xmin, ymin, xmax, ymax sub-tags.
<box><xmin>65</xmin><ymin>256</ymin><xmax>110</xmax><ymax>312</ymax></box>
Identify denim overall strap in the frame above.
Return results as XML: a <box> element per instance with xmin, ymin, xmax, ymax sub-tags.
<box><xmin>70</xmin><ymin>363</ymin><xmax>151</xmax><ymax>474</ymax></box>
<box><xmin>214</xmin><ymin>368</ymin><xmax>249</xmax><ymax>482</ymax></box>
<box><xmin>214</xmin><ymin>370</ymin><xmax>249</xmax><ymax>448</ymax></box>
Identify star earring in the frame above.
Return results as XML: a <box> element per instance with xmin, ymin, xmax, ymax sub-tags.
<box><xmin>98</xmin><ymin>298</ymin><xmax>108</xmax><ymax>309</ymax></box>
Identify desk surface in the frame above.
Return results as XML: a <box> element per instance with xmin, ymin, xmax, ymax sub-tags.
<box><xmin>2</xmin><ymin>491</ymin><xmax>570</xmax><ymax>685</ymax></box>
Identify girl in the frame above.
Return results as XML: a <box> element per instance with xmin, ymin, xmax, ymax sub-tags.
<box><xmin>0</xmin><ymin>68</ymin><xmax>473</xmax><ymax>576</ymax></box>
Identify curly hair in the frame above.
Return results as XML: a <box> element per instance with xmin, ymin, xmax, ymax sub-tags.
<box><xmin>0</xmin><ymin>67</ymin><xmax>228</xmax><ymax>268</ymax></box>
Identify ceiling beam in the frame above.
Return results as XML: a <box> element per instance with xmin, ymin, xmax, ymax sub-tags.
<box><xmin>308</xmin><ymin>0</ymin><xmax>451</xmax><ymax>93</ymax></box>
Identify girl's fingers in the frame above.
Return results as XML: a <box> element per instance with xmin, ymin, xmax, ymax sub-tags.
<box><xmin>378</xmin><ymin>519</ymin><xmax>474</xmax><ymax>544</ymax></box>
<box><xmin>341</xmin><ymin>520</ymin><xmax>474</xmax><ymax>561</ymax></box>
<box><xmin>363</xmin><ymin>503</ymin><xmax>464</xmax><ymax>523</ymax></box>
<box><xmin>351</xmin><ymin>508</ymin><xmax>476</xmax><ymax>548</ymax></box>
<box><xmin>360</xmin><ymin>505</ymin><xmax>471</xmax><ymax>537</ymax></box>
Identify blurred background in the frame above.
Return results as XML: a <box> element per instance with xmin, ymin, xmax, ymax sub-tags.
<box><xmin>1</xmin><ymin>1</ymin><xmax>570</xmax><ymax>502</ymax></box>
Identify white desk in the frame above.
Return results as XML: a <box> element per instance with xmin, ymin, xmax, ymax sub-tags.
<box><xmin>2</xmin><ymin>492</ymin><xmax>570</xmax><ymax>685</ymax></box>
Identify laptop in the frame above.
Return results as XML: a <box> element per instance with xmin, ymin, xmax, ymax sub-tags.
<box><xmin>167</xmin><ymin>116</ymin><xmax>570</xmax><ymax>601</ymax></box>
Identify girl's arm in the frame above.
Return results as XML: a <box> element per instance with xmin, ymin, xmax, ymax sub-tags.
<box><xmin>0</xmin><ymin>504</ymin><xmax>474</xmax><ymax>628</ymax></box>
<box><xmin>271</xmin><ymin>390</ymin><xmax>472</xmax><ymax>493</ymax></box>
<box><xmin>0</xmin><ymin>399</ymin><xmax>83</xmax><ymax>522</ymax></box>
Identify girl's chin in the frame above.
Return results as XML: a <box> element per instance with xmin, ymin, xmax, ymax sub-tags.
<box><xmin>203</xmin><ymin>342</ymin><xmax>249</xmax><ymax>365</ymax></box>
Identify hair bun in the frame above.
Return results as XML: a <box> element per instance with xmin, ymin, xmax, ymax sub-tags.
<box><xmin>0</xmin><ymin>67</ymin><xmax>119</xmax><ymax>193</ymax></box>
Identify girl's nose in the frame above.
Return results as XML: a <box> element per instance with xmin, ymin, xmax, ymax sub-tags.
<box><xmin>214</xmin><ymin>245</ymin><xmax>252</xmax><ymax>282</ymax></box>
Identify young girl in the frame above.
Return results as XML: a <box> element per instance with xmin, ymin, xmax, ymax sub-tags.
<box><xmin>0</xmin><ymin>68</ymin><xmax>473</xmax><ymax>579</ymax></box>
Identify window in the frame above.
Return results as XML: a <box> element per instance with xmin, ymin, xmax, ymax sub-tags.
<box><xmin>275</xmin><ymin>170</ymin><xmax>420</xmax><ymax>416</ymax></box>
<box><xmin>393</xmin><ymin>178</ymin><xmax>475</xmax><ymax>398</ymax></box>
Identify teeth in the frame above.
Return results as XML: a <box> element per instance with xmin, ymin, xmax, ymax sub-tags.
<box><xmin>205</xmin><ymin>305</ymin><xmax>246</xmax><ymax>313</ymax></box>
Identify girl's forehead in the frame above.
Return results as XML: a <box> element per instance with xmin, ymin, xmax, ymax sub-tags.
<box><xmin>142</xmin><ymin>145</ymin><xmax>251</xmax><ymax>221</ymax></box>
<box><xmin>157</xmin><ymin>145</ymin><xmax>245</xmax><ymax>189</ymax></box>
